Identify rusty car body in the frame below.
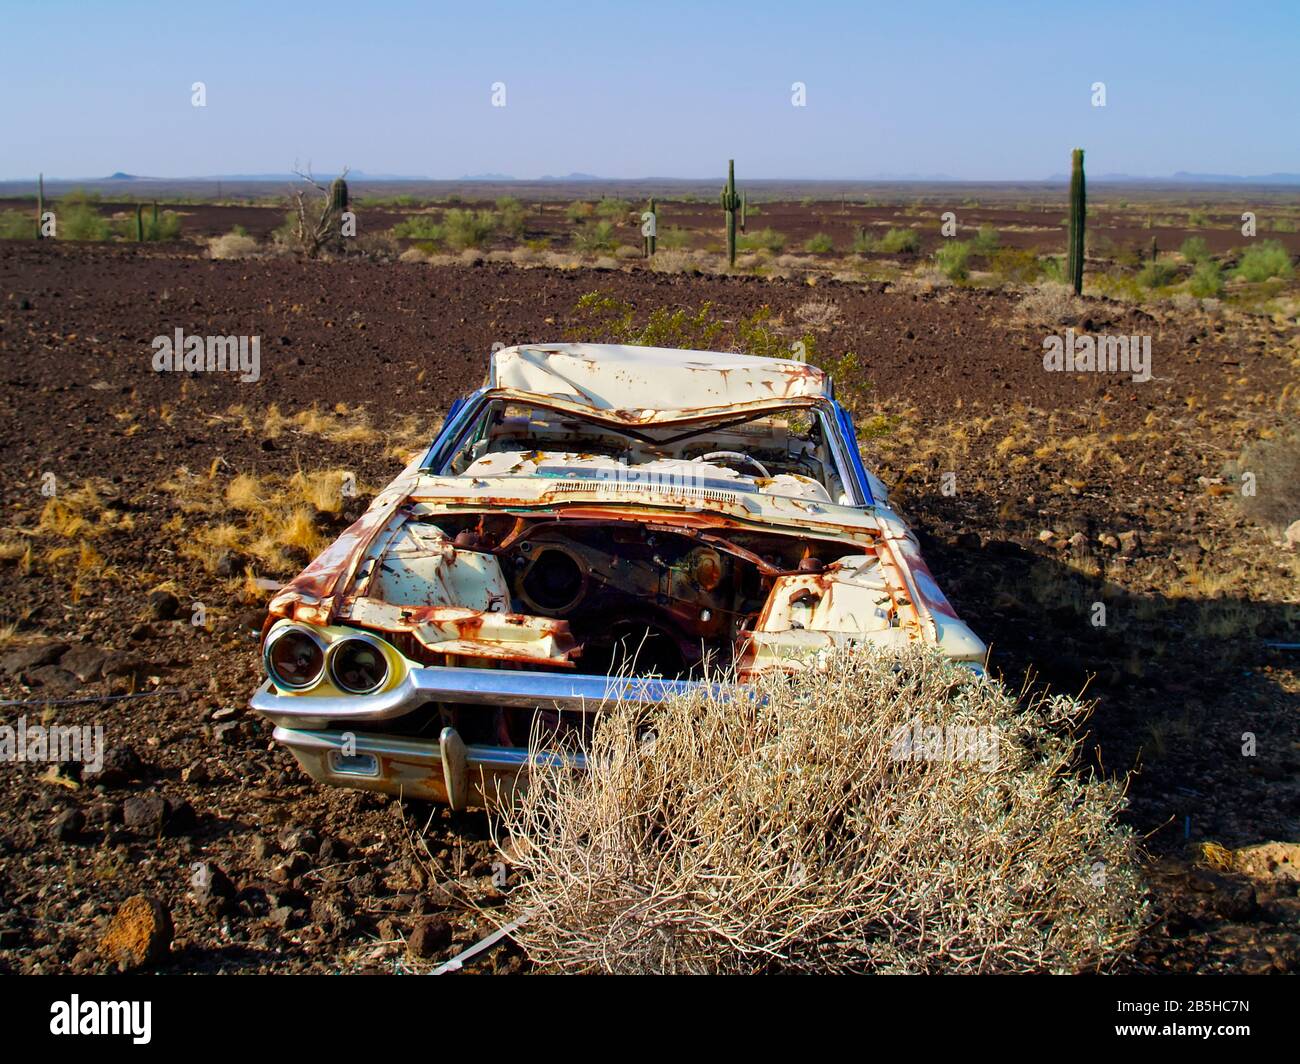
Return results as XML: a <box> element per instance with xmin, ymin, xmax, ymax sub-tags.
<box><xmin>250</xmin><ymin>343</ymin><xmax>986</xmax><ymax>807</ymax></box>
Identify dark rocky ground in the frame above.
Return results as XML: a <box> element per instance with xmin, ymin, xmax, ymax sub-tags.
<box><xmin>0</xmin><ymin>240</ymin><xmax>1295</xmax><ymax>973</ymax></box>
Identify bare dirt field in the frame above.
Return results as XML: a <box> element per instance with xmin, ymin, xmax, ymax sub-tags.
<box><xmin>0</xmin><ymin>218</ymin><xmax>1296</xmax><ymax>973</ymax></box>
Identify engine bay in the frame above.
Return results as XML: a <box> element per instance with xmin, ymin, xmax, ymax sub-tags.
<box><xmin>361</xmin><ymin>509</ymin><xmax>898</xmax><ymax>682</ymax></box>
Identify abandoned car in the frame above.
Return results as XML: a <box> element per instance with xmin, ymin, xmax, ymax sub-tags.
<box><xmin>250</xmin><ymin>343</ymin><xmax>986</xmax><ymax>807</ymax></box>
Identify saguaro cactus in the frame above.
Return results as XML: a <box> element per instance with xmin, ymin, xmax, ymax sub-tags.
<box><xmin>644</xmin><ymin>197</ymin><xmax>657</xmax><ymax>257</ymax></box>
<box><xmin>720</xmin><ymin>159</ymin><xmax>741</xmax><ymax>265</ymax></box>
<box><xmin>331</xmin><ymin>177</ymin><xmax>349</xmax><ymax>213</ymax></box>
<box><xmin>135</xmin><ymin>204</ymin><xmax>144</xmax><ymax>242</ymax></box>
<box><xmin>1066</xmin><ymin>148</ymin><xmax>1086</xmax><ymax>296</ymax></box>
<box><xmin>36</xmin><ymin>173</ymin><xmax>44</xmax><ymax>239</ymax></box>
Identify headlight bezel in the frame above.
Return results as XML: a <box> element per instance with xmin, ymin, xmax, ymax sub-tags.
<box><xmin>326</xmin><ymin>632</ymin><xmax>392</xmax><ymax>695</ymax></box>
<box><xmin>264</xmin><ymin>624</ymin><xmax>328</xmax><ymax>691</ymax></box>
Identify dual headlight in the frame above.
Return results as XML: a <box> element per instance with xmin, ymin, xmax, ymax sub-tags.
<box><xmin>264</xmin><ymin>625</ymin><xmax>391</xmax><ymax>694</ymax></box>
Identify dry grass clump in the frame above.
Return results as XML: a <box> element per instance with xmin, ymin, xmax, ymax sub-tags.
<box><xmin>1225</xmin><ymin>430</ymin><xmax>1300</xmax><ymax>533</ymax></box>
<box><xmin>1018</xmin><ymin>282</ymin><xmax>1085</xmax><ymax>325</ymax></box>
<box><xmin>498</xmin><ymin>646</ymin><xmax>1145</xmax><ymax>974</ymax></box>
<box><xmin>207</xmin><ymin>233</ymin><xmax>261</xmax><ymax>260</ymax></box>
<box><xmin>648</xmin><ymin>249</ymin><xmax>694</xmax><ymax>275</ymax></box>
<box><xmin>163</xmin><ymin>465</ymin><xmax>367</xmax><ymax>577</ymax></box>
<box><xmin>258</xmin><ymin>402</ymin><xmax>384</xmax><ymax>446</ymax></box>
<box><xmin>794</xmin><ymin>298</ymin><xmax>843</xmax><ymax>329</ymax></box>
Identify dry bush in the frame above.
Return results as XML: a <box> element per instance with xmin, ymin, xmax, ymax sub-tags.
<box><xmin>542</xmin><ymin>251</ymin><xmax>584</xmax><ymax>270</ymax></box>
<box><xmin>498</xmin><ymin>646</ymin><xmax>1145</xmax><ymax>974</ymax></box>
<box><xmin>1226</xmin><ymin>430</ymin><xmax>1300</xmax><ymax>533</ymax></box>
<box><xmin>207</xmin><ymin>233</ymin><xmax>260</xmax><ymax>260</ymax></box>
<box><xmin>161</xmin><ymin>464</ymin><xmax>369</xmax><ymax>578</ymax></box>
<box><xmin>1019</xmin><ymin>282</ymin><xmax>1085</xmax><ymax>325</ymax></box>
<box><xmin>648</xmin><ymin>250</ymin><xmax>693</xmax><ymax>275</ymax></box>
<box><xmin>794</xmin><ymin>299</ymin><xmax>843</xmax><ymax>329</ymax></box>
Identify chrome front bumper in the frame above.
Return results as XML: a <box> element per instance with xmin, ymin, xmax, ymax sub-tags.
<box><xmin>254</xmin><ymin>665</ymin><xmax>741</xmax><ymax>808</ymax></box>
<box><xmin>270</xmin><ymin>724</ymin><xmax>581</xmax><ymax>807</ymax></box>
<box><xmin>249</xmin><ymin>664</ymin><xmax>740</xmax><ymax>729</ymax></box>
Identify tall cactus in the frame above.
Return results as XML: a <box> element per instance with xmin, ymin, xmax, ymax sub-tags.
<box><xmin>135</xmin><ymin>203</ymin><xmax>144</xmax><ymax>242</ymax></box>
<box><xmin>644</xmin><ymin>196</ymin><xmax>657</xmax><ymax>258</ymax></box>
<box><xmin>331</xmin><ymin>177</ymin><xmax>349</xmax><ymax>213</ymax></box>
<box><xmin>36</xmin><ymin>173</ymin><xmax>44</xmax><ymax>239</ymax></box>
<box><xmin>720</xmin><ymin>159</ymin><xmax>740</xmax><ymax>265</ymax></box>
<box><xmin>740</xmin><ymin>190</ymin><xmax>747</xmax><ymax>233</ymax></box>
<box><xmin>1066</xmin><ymin>148</ymin><xmax>1086</xmax><ymax>296</ymax></box>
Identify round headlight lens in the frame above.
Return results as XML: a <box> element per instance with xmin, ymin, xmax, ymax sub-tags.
<box><xmin>266</xmin><ymin>628</ymin><xmax>325</xmax><ymax>689</ymax></box>
<box><xmin>330</xmin><ymin>637</ymin><xmax>389</xmax><ymax>694</ymax></box>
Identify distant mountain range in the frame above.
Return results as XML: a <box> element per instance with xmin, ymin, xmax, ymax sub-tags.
<box><xmin>36</xmin><ymin>169</ymin><xmax>1300</xmax><ymax>186</ymax></box>
<box><xmin>1046</xmin><ymin>171</ymin><xmax>1300</xmax><ymax>185</ymax></box>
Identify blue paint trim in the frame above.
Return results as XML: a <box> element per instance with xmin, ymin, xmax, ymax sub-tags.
<box><xmin>830</xmin><ymin>399</ymin><xmax>874</xmax><ymax>505</ymax></box>
<box><xmin>420</xmin><ymin>388</ymin><xmax>489</xmax><ymax>472</ymax></box>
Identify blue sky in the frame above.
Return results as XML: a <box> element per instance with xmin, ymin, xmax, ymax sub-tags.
<box><xmin>2</xmin><ymin>0</ymin><xmax>1297</xmax><ymax>180</ymax></box>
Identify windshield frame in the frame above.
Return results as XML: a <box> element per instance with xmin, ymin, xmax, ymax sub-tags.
<box><xmin>419</xmin><ymin>389</ymin><xmax>871</xmax><ymax>507</ymax></box>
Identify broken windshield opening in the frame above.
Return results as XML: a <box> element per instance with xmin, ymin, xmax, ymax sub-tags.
<box><xmin>435</xmin><ymin>398</ymin><xmax>849</xmax><ymax>500</ymax></box>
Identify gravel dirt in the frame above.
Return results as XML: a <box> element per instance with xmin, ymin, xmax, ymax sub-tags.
<box><xmin>0</xmin><ymin>239</ymin><xmax>1295</xmax><ymax>974</ymax></box>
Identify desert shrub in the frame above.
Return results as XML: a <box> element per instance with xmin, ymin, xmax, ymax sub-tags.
<box><xmin>1136</xmin><ymin>260</ymin><xmax>1178</xmax><ymax>288</ymax></box>
<box><xmin>568</xmin><ymin>292</ymin><xmax>815</xmax><ymax>363</ymax></box>
<box><xmin>1037</xmin><ymin>255</ymin><xmax>1069</xmax><ymax>284</ymax></box>
<box><xmin>991</xmin><ymin>247</ymin><xmax>1041</xmax><ymax>284</ymax></box>
<box><xmin>1188</xmin><ymin>259</ymin><xmax>1224</xmax><ymax>298</ymax></box>
<box><xmin>494</xmin><ymin>196</ymin><xmax>527</xmax><ymax>238</ymax></box>
<box><xmin>565</xmin><ymin>201</ymin><xmax>596</xmax><ymax>224</ymax></box>
<box><xmin>391</xmin><ymin>215</ymin><xmax>445</xmax><ymax>242</ymax></box>
<box><xmin>57</xmin><ymin>203</ymin><xmax>112</xmax><ymax>241</ymax></box>
<box><xmin>737</xmin><ymin>304</ymin><xmax>818</xmax><ymax>361</ymax></box>
<box><xmin>1019</xmin><ymin>282</ymin><xmax>1083</xmax><ymax>323</ymax></box>
<box><xmin>657</xmin><ymin>226</ymin><xmax>692</xmax><ymax>249</ymax></box>
<box><xmin>1233</xmin><ymin>239</ymin><xmax>1294</xmax><ymax>282</ymax></box>
<box><xmin>208</xmin><ymin>232</ymin><xmax>260</xmax><ymax>259</ymax></box>
<box><xmin>1269</xmin><ymin>217</ymin><xmax>1298</xmax><ymax>233</ymax></box>
<box><xmin>794</xmin><ymin>298</ymin><xmax>842</xmax><ymax>329</ymax></box>
<box><xmin>851</xmin><ymin>228</ymin><xmax>877</xmax><ymax>254</ymax></box>
<box><xmin>1179</xmin><ymin>236</ymin><xmax>1211</xmax><ymax>263</ymax></box>
<box><xmin>1187</xmin><ymin>209</ymin><xmax>1209</xmax><ymax>228</ymax></box>
<box><xmin>803</xmin><ymin>232</ymin><xmax>834</xmax><ymax>254</ymax></box>
<box><xmin>1226</xmin><ymin>431</ymin><xmax>1300</xmax><ymax>533</ymax></box>
<box><xmin>1091</xmin><ymin>270</ymin><xmax>1145</xmax><ymax>303</ymax></box>
<box><xmin>442</xmin><ymin>208</ymin><xmax>497</xmax><ymax>249</ymax></box>
<box><xmin>648</xmin><ymin>249</ymin><xmax>694</xmax><ymax>274</ymax></box>
<box><xmin>971</xmin><ymin>224</ymin><xmax>1000</xmax><ymax>253</ymax></box>
<box><xmin>877</xmin><ymin>227</ymin><xmax>920</xmax><ymax>254</ymax></box>
<box><xmin>594</xmin><ymin>198</ymin><xmax>631</xmax><ymax>220</ymax></box>
<box><xmin>934</xmin><ymin>240</ymin><xmax>972</xmax><ymax>280</ymax></box>
<box><xmin>737</xmin><ymin>227</ymin><xmax>786</xmax><ymax>253</ymax></box>
<box><xmin>571</xmin><ymin>221</ymin><xmax>619</xmax><ymax>253</ymax></box>
<box><xmin>499</xmin><ymin>646</ymin><xmax>1145</xmax><ymax>974</ymax></box>
<box><xmin>118</xmin><ymin>209</ymin><xmax>181</xmax><ymax>242</ymax></box>
<box><xmin>1088</xmin><ymin>233</ymin><xmax>1115</xmax><ymax>259</ymax></box>
<box><xmin>568</xmin><ymin>292</ymin><xmax>722</xmax><ymax>348</ymax></box>
<box><xmin>0</xmin><ymin>210</ymin><xmax>35</xmax><ymax>239</ymax></box>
